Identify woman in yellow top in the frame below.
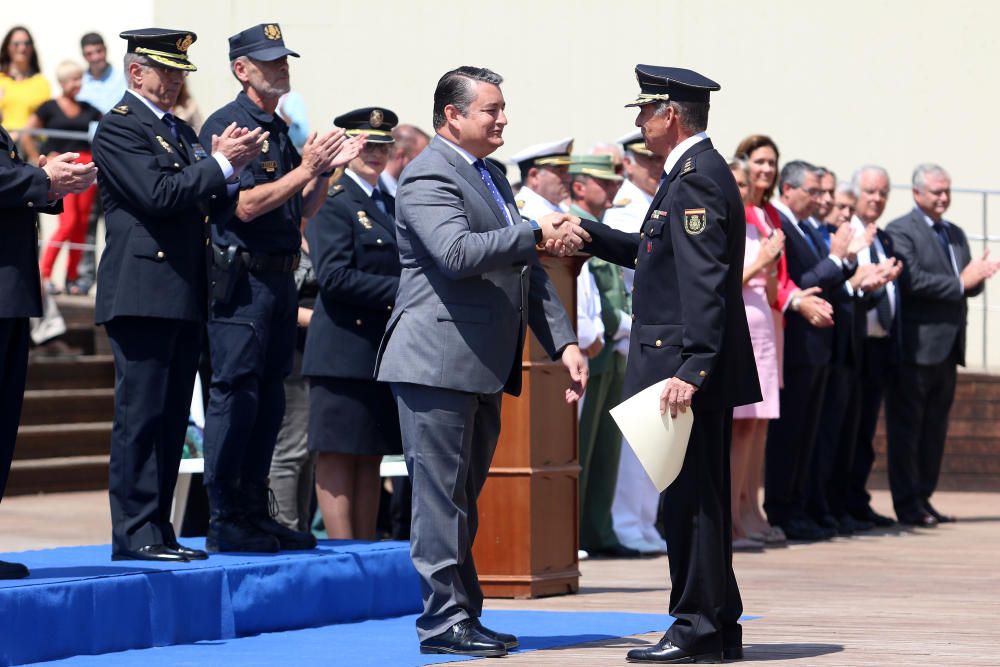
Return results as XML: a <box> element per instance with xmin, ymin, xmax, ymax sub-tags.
<box><xmin>0</xmin><ymin>26</ymin><xmax>51</xmax><ymax>140</ymax></box>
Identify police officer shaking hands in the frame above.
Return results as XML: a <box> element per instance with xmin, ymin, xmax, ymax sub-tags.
<box><xmin>198</xmin><ymin>24</ymin><xmax>364</xmax><ymax>553</ymax></box>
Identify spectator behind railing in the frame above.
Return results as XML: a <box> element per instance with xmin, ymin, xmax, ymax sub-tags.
<box><xmin>0</xmin><ymin>26</ymin><xmax>50</xmax><ymax>139</ymax></box>
<box><xmin>21</xmin><ymin>60</ymin><xmax>102</xmax><ymax>295</ymax></box>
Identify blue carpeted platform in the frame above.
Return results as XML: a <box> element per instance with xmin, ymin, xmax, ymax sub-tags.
<box><xmin>31</xmin><ymin>609</ymin><xmax>683</xmax><ymax>666</ymax></box>
<box><xmin>0</xmin><ymin>539</ymin><xmax>421</xmax><ymax>666</ymax></box>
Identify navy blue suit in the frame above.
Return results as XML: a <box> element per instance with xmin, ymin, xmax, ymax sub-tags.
<box><xmin>93</xmin><ymin>93</ymin><xmax>230</xmax><ymax>554</ymax></box>
<box><xmin>764</xmin><ymin>212</ymin><xmax>853</xmax><ymax>527</ymax></box>
<box><xmin>0</xmin><ymin>125</ymin><xmax>60</xmax><ymax>500</ymax></box>
<box><xmin>582</xmin><ymin>138</ymin><xmax>759</xmax><ymax>655</ymax></box>
<box><xmin>198</xmin><ymin>92</ymin><xmax>300</xmax><ymax>510</ymax></box>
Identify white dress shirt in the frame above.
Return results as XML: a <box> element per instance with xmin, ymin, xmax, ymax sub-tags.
<box><xmin>851</xmin><ymin>214</ymin><xmax>897</xmax><ymax>337</ymax></box>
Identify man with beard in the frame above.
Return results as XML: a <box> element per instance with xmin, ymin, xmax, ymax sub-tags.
<box><xmin>198</xmin><ymin>23</ymin><xmax>363</xmax><ymax>552</ymax></box>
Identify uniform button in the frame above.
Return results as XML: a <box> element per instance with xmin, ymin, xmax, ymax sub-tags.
<box><xmin>640</xmin><ymin>232</ymin><xmax>645</xmax><ymax>239</ymax></box>
<box><xmin>376</xmin><ymin>238</ymin><xmax>383</xmax><ymax>245</ymax></box>
<box><xmin>633</xmin><ymin>258</ymin><xmax>638</xmax><ymax>266</ymax></box>
<box><xmin>699</xmin><ymin>370</ymin><xmax>707</xmax><ymax>377</ymax></box>
<box><xmin>386</xmin><ymin>305</ymin><xmax>392</xmax><ymax>311</ymax></box>
<box><xmin>205</xmin><ymin>238</ymin><xmax>210</xmax><ymax>246</ymax></box>
<box><xmin>204</xmin><ymin>216</ymin><xmax>210</xmax><ymax>223</ymax></box>
<box><xmin>173</xmin><ymin>163</ymin><xmax>180</xmax><ymax>169</ymax></box>
<box><xmin>156</xmin><ymin>251</ymin><xmax>165</xmax><ymax>259</ymax></box>
<box><xmin>211</xmin><ymin>194</ymin><xmax>217</xmax><ymax>200</ymax></box>
<box><xmin>27</xmin><ymin>201</ymin><xmax>34</xmax><ymax>208</ymax></box>
<box><xmin>355</xmin><ymin>319</ymin><xmax>363</xmax><ymax>326</ymax></box>
<box><xmin>655</xmin><ymin>339</ymin><xmax>662</xmax><ymax>347</ymax></box>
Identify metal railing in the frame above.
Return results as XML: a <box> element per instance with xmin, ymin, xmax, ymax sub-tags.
<box><xmin>892</xmin><ymin>184</ymin><xmax>1000</xmax><ymax>370</ymax></box>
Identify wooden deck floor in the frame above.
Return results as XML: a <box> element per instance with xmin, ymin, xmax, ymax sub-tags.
<box><xmin>2</xmin><ymin>489</ymin><xmax>998</xmax><ymax>665</ymax></box>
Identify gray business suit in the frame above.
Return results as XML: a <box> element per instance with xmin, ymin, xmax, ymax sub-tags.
<box><xmin>884</xmin><ymin>208</ymin><xmax>981</xmax><ymax>517</ymax></box>
<box><xmin>376</xmin><ymin>135</ymin><xmax>575</xmax><ymax>640</ymax></box>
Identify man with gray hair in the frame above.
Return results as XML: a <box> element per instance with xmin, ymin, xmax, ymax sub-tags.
<box><xmin>379</xmin><ymin>123</ymin><xmax>430</xmax><ymax>197</ymax></box>
<box><xmin>766</xmin><ymin>159</ymin><xmax>856</xmax><ymax>541</ymax></box>
<box><xmin>198</xmin><ymin>23</ymin><xmax>363</xmax><ymax>553</ymax></box>
<box><xmin>884</xmin><ymin>164</ymin><xmax>1000</xmax><ymax>526</ymax></box>
<box><xmin>845</xmin><ymin>164</ymin><xmax>901</xmax><ymax>528</ymax></box>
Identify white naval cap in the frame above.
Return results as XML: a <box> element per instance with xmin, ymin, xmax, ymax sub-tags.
<box><xmin>508</xmin><ymin>136</ymin><xmax>574</xmax><ymax>168</ymax></box>
<box><xmin>616</xmin><ymin>130</ymin><xmax>655</xmax><ymax>157</ymax></box>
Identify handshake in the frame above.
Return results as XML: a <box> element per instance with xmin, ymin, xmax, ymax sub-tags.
<box><xmin>535</xmin><ymin>212</ymin><xmax>592</xmax><ymax>257</ymax></box>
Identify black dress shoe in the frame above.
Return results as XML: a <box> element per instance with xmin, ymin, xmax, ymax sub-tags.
<box><xmin>474</xmin><ymin>618</ymin><xmax>519</xmax><ymax>649</ymax></box>
<box><xmin>836</xmin><ymin>514</ymin><xmax>873</xmax><ymax>533</ymax></box>
<box><xmin>420</xmin><ymin>618</ymin><xmax>506</xmax><ymax>657</ymax></box>
<box><xmin>627</xmin><ymin>637</ymin><xmax>722</xmax><ymax>664</ymax></box>
<box><xmin>206</xmin><ymin>518</ymin><xmax>281</xmax><ymax>553</ymax></box>
<box><xmin>112</xmin><ymin>544</ymin><xmax>190</xmax><ymax>562</ymax></box>
<box><xmin>924</xmin><ymin>502</ymin><xmax>956</xmax><ymax>523</ymax></box>
<box><xmin>852</xmin><ymin>506</ymin><xmax>895</xmax><ymax>527</ymax></box>
<box><xmin>591</xmin><ymin>544</ymin><xmax>643</xmax><ymax>559</ymax></box>
<box><xmin>898</xmin><ymin>511</ymin><xmax>937</xmax><ymax>528</ymax></box>
<box><xmin>722</xmin><ymin>644</ymin><xmax>744</xmax><ymax>661</ymax></box>
<box><xmin>0</xmin><ymin>560</ymin><xmax>29</xmax><ymax>579</ymax></box>
<box><xmin>168</xmin><ymin>542</ymin><xmax>209</xmax><ymax>560</ymax></box>
<box><xmin>779</xmin><ymin>518</ymin><xmax>834</xmax><ymax>542</ymax></box>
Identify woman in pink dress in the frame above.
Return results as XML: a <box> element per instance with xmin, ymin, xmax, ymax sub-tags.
<box><xmin>728</xmin><ymin>156</ymin><xmax>784</xmax><ymax>550</ymax></box>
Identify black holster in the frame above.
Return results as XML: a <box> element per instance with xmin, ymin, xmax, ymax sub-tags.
<box><xmin>209</xmin><ymin>244</ymin><xmax>244</xmax><ymax>303</ymax></box>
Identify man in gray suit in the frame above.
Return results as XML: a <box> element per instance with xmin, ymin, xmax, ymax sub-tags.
<box><xmin>884</xmin><ymin>163</ymin><xmax>1000</xmax><ymax>526</ymax></box>
<box><xmin>376</xmin><ymin>65</ymin><xmax>590</xmax><ymax>658</ymax></box>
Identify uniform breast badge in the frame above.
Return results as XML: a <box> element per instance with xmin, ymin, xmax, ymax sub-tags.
<box><xmin>156</xmin><ymin>136</ymin><xmax>174</xmax><ymax>153</ymax></box>
<box><xmin>261</xmin><ymin>160</ymin><xmax>277</xmax><ymax>174</ymax></box>
<box><xmin>684</xmin><ymin>208</ymin><xmax>706</xmax><ymax>235</ymax></box>
<box><xmin>261</xmin><ymin>139</ymin><xmax>270</xmax><ymax>154</ymax></box>
<box><xmin>192</xmin><ymin>143</ymin><xmax>209</xmax><ymax>160</ymax></box>
<box><xmin>651</xmin><ymin>210</ymin><xmax>667</xmax><ymax>220</ymax></box>
<box><xmin>357</xmin><ymin>211</ymin><xmax>373</xmax><ymax>230</ymax></box>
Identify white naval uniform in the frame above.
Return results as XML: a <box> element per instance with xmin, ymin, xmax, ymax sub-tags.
<box><xmin>599</xmin><ymin>177</ymin><xmax>667</xmax><ymax>554</ymax></box>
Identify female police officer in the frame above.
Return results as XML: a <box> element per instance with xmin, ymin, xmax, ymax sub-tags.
<box><xmin>303</xmin><ymin>107</ymin><xmax>402</xmax><ymax>540</ymax></box>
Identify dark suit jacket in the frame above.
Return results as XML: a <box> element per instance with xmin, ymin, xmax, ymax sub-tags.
<box><xmin>581</xmin><ymin>138</ymin><xmax>760</xmax><ymax>409</ymax></box>
<box><xmin>0</xmin><ymin>125</ymin><xmax>60</xmax><ymax>318</ymax></box>
<box><xmin>778</xmin><ymin>212</ymin><xmax>853</xmax><ymax>367</ymax></box>
<box><xmin>886</xmin><ymin>209</ymin><xmax>980</xmax><ymax>366</ymax></box>
<box><xmin>92</xmin><ymin>94</ymin><xmax>232</xmax><ymax>324</ymax></box>
<box><xmin>303</xmin><ymin>175</ymin><xmax>401</xmax><ymax>379</ymax></box>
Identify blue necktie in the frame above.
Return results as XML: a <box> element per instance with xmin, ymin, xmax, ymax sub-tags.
<box><xmin>371</xmin><ymin>188</ymin><xmax>388</xmax><ymax>217</ymax></box>
<box><xmin>162</xmin><ymin>113</ymin><xmax>180</xmax><ymax>141</ymax></box>
<box><xmin>819</xmin><ymin>223</ymin><xmax>832</xmax><ymax>250</ymax></box>
<box><xmin>932</xmin><ymin>222</ymin><xmax>951</xmax><ymax>257</ymax></box>
<box><xmin>473</xmin><ymin>159</ymin><xmax>514</xmax><ymax>226</ymax></box>
<box><xmin>798</xmin><ymin>221</ymin><xmax>821</xmax><ymax>258</ymax></box>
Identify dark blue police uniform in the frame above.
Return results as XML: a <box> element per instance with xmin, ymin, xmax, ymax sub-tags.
<box><xmin>1</xmin><ymin>125</ymin><xmax>60</xmax><ymax>579</ymax></box>
<box><xmin>579</xmin><ymin>66</ymin><xmax>760</xmax><ymax>664</ymax></box>
<box><xmin>303</xmin><ymin>170</ymin><xmax>402</xmax><ymax>455</ymax></box>
<box><xmin>94</xmin><ymin>29</ymin><xmax>229</xmax><ymax>562</ymax></box>
<box><xmin>198</xmin><ymin>23</ymin><xmax>316</xmax><ymax>553</ymax></box>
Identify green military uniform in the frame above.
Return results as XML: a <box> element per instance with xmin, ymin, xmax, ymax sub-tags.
<box><xmin>570</xmin><ymin>156</ymin><xmax>631</xmax><ymax>555</ymax></box>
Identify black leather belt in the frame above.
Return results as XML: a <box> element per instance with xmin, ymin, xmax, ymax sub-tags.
<box><xmin>239</xmin><ymin>251</ymin><xmax>300</xmax><ymax>273</ymax></box>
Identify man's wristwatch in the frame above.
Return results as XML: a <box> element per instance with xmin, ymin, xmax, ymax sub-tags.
<box><xmin>529</xmin><ymin>219</ymin><xmax>543</xmax><ymax>244</ymax></box>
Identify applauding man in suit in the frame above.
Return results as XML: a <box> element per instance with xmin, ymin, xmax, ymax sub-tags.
<box><xmin>885</xmin><ymin>164</ymin><xmax>1000</xmax><ymax>526</ymax></box>
<box><xmin>376</xmin><ymin>66</ymin><xmax>589</xmax><ymax>658</ymax></box>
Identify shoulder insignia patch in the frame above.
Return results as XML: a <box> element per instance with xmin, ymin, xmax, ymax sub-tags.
<box><xmin>684</xmin><ymin>208</ymin><xmax>707</xmax><ymax>235</ymax></box>
<box><xmin>680</xmin><ymin>157</ymin><xmax>696</xmax><ymax>175</ymax></box>
<box><xmin>111</xmin><ymin>105</ymin><xmax>130</xmax><ymax>115</ymax></box>
<box><xmin>614</xmin><ymin>197</ymin><xmax>632</xmax><ymax>207</ymax></box>
<box><xmin>327</xmin><ymin>183</ymin><xmax>344</xmax><ymax>197</ymax></box>
<box><xmin>516</xmin><ymin>199</ymin><xmax>525</xmax><ymax>209</ymax></box>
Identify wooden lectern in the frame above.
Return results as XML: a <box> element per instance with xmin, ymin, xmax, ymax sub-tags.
<box><xmin>473</xmin><ymin>254</ymin><xmax>585</xmax><ymax>598</ymax></box>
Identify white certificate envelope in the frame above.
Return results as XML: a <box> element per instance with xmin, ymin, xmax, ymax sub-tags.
<box><xmin>609</xmin><ymin>379</ymin><xmax>694</xmax><ymax>492</ymax></box>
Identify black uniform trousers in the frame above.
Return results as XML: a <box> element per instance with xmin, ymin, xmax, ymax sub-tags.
<box><xmin>0</xmin><ymin>319</ymin><xmax>30</xmax><ymax>498</ymax></box>
<box><xmin>847</xmin><ymin>337</ymin><xmax>892</xmax><ymax>516</ymax></box>
<box><xmin>663</xmin><ymin>399</ymin><xmax>741</xmax><ymax>653</ymax></box>
<box><xmin>203</xmin><ymin>269</ymin><xmax>297</xmax><ymax>490</ymax></box>
<box><xmin>764</xmin><ymin>363</ymin><xmax>829</xmax><ymax>526</ymax></box>
<box><xmin>884</xmin><ymin>356</ymin><xmax>957</xmax><ymax>517</ymax></box>
<box><xmin>807</xmin><ymin>365</ymin><xmax>863</xmax><ymax>521</ymax></box>
<box><xmin>105</xmin><ymin>316</ymin><xmax>201</xmax><ymax>553</ymax></box>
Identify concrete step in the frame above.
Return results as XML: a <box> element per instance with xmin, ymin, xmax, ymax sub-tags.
<box><xmin>5</xmin><ymin>455</ymin><xmax>109</xmax><ymax>495</ymax></box>
<box><xmin>14</xmin><ymin>422</ymin><xmax>112</xmax><ymax>460</ymax></box>
<box><xmin>20</xmin><ymin>388</ymin><xmax>114</xmax><ymax>426</ymax></box>
<box><xmin>25</xmin><ymin>355</ymin><xmax>114</xmax><ymax>391</ymax></box>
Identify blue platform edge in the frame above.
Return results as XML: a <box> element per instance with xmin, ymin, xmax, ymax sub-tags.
<box><xmin>0</xmin><ymin>539</ymin><xmax>421</xmax><ymax>666</ymax></box>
